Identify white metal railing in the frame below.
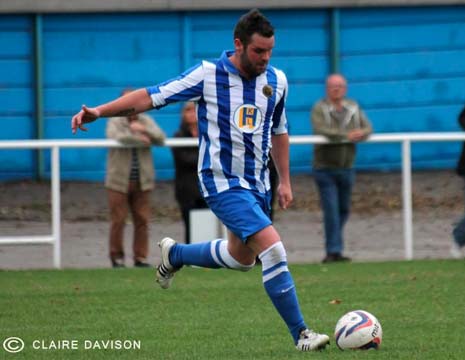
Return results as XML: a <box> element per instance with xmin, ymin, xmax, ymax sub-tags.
<box><xmin>1</xmin><ymin>133</ymin><xmax>464</xmax><ymax>268</ymax></box>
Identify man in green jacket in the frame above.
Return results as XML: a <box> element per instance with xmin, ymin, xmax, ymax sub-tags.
<box><xmin>106</xmin><ymin>89</ymin><xmax>165</xmax><ymax>268</ymax></box>
<box><xmin>311</xmin><ymin>74</ymin><xmax>372</xmax><ymax>263</ymax></box>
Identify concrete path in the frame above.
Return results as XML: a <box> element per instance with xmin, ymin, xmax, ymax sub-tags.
<box><xmin>0</xmin><ymin>209</ymin><xmax>458</xmax><ymax>270</ymax></box>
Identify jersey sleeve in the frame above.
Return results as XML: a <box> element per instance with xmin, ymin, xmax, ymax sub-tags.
<box><xmin>271</xmin><ymin>70</ymin><xmax>289</xmax><ymax>135</ymax></box>
<box><xmin>146</xmin><ymin>63</ymin><xmax>204</xmax><ymax>109</ymax></box>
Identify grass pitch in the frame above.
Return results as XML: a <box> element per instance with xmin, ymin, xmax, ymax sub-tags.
<box><xmin>1</xmin><ymin>260</ymin><xmax>464</xmax><ymax>359</ymax></box>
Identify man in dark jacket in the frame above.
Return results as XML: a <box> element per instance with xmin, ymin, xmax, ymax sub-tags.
<box><xmin>451</xmin><ymin>105</ymin><xmax>465</xmax><ymax>258</ymax></box>
<box><xmin>172</xmin><ymin>102</ymin><xmax>208</xmax><ymax>244</ymax></box>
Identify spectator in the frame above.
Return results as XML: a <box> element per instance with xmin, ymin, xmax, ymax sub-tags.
<box><xmin>451</xmin><ymin>105</ymin><xmax>465</xmax><ymax>259</ymax></box>
<box><xmin>105</xmin><ymin>89</ymin><xmax>166</xmax><ymax>268</ymax></box>
<box><xmin>268</xmin><ymin>159</ymin><xmax>278</xmax><ymax>221</ymax></box>
<box><xmin>172</xmin><ymin>102</ymin><xmax>208</xmax><ymax>244</ymax></box>
<box><xmin>310</xmin><ymin>74</ymin><xmax>372</xmax><ymax>263</ymax></box>
<box><xmin>268</xmin><ymin>123</ymin><xmax>291</xmax><ymax>221</ymax></box>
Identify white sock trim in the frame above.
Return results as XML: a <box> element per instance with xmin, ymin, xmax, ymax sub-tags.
<box><xmin>210</xmin><ymin>239</ymin><xmax>255</xmax><ymax>271</ymax></box>
<box><xmin>258</xmin><ymin>242</ymin><xmax>281</xmax><ymax>263</ymax></box>
<box><xmin>209</xmin><ymin>239</ymin><xmax>223</xmax><ymax>266</ymax></box>
<box><xmin>259</xmin><ymin>241</ymin><xmax>289</xmax><ymax>283</ymax></box>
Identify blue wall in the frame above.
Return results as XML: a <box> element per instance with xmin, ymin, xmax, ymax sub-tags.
<box><xmin>340</xmin><ymin>7</ymin><xmax>465</xmax><ymax>171</ymax></box>
<box><xmin>0</xmin><ymin>16</ymin><xmax>36</xmax><ymax>179</ymax></box>
<box><xmin>1</xmin><ymin>6</ymin><xmax>464</xmax><ymax>181</ymax></box>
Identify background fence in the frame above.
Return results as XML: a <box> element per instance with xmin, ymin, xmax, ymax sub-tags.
<box><xmin>1</xmin><ymin>133</ymin><xmax>463</xmax><ymax>268</ymax></box>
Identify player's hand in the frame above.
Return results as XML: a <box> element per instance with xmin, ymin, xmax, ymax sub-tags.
<box><xmin>71</xmin><ymin>105</ymin><xmax>100</xmax><ymax>134</ymax></box>
<box><xmin>277</xmin><ymin>183</ymin><xmax>293</xmax><ymax>210</ymax></box>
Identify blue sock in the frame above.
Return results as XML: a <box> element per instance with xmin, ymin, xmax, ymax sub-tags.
<box><xmin>169</xmin><ymin>239</ymin><xmax>225</xmax><ymax>269</ymax></box>
<box><xmin>260</xmin><ymin>242</ymin><xmax>307</xmax><ymax>344</ymax></box>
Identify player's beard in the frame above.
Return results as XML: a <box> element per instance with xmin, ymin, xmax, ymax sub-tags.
<box><xmin>240</xmin><ymin>51</ymin><xmax>267</xmax><ymax>78</ymax></box>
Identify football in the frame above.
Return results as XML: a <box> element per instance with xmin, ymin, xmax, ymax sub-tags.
<box><xmin>334</xmin><ymin>310</ymin><xmax>382</xmax><ymax>350</ymax></box>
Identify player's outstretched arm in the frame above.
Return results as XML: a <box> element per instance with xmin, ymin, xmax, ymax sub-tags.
<box><xmin>71</xmin><ymin>88</ymin><xmax>154</xmax><ymax>134</ymax></box>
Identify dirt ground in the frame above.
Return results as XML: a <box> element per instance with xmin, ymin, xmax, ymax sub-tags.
<box><xmin>0</xmin><ymin>170</ymin><xmax>463</xmax><ymax>269</ymax></box>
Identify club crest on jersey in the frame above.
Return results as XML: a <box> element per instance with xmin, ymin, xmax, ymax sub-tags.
<box><xmin>262</xmin><ymin>84</ymin><xmax>273</xmax><ymax>98</ymax></box>
<box><xmin>233</xmin><ymin>104</ymin><xmax>263</xmax><ymax>133</ymax></box>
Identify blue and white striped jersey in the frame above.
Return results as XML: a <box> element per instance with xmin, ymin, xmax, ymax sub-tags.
<box><xmin>147</xmin><ymin>50</ymin><xmax>288</xmax><ymax>197</ymax></box>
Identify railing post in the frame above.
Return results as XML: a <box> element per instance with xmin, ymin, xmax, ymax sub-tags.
<box><xmin>329</xmin><ymin>8</ymin><xmax>341</xmax><ymax>74</ymax></box>
<box><xmin>51</xmin><ymin>146</ymin><xmax>61</xmax><ymax>268</ymax></box>
<box><xmin>402</xmin><ymin>140</ymin><xmax>413</xmax><ymax>260</ymax></box>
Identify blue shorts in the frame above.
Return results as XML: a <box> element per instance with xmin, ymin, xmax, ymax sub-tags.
<box><xmin>205</xmin><ymin>188</ymin><xmax>272</xmax><ymax>242</ymax></box>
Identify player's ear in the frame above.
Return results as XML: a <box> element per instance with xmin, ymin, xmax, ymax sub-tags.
<box><xmin>234</xmin><ymin>38</ymin><xmax>244</xmax><ymax>53</ymax></box>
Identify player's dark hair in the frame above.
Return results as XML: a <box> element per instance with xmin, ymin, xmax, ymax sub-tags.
<box><xmin>234</xmin><ymin>9</ymin><xmax>274</xmax><ymax>47</ymax></box>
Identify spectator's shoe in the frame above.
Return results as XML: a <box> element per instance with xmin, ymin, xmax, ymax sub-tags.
<box><xmin>295</xmin><ymin>329</ymin><xmax>330</xmax><ymax>351</ymax></box>
<box><xmin>450</xmin><ymin>242</ymin><xmax>464</xmax><ymax>259</ymax></box>
<box><xmin>156</xmin><ymin>237</ymin><xmax>179</xmax><ymax>289</ymax></box>
<box><xmin>322</xmin><ymin>253</ymin><xmax>351</xmax><ymax>263</ymax></box>
<box><xmin>335</xmin><ymin>254</ymin><xmax>351</xmax><ymax>262</ymax></box>
<box><xmin>134</xmin><ymin>260</ymin><xmax>151</xmax><ymax>268</ymax></box>
<box><xmin>111</xmin><ymin>258</ymin><xmax>125</xmax><ymax>268</ymax></box>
